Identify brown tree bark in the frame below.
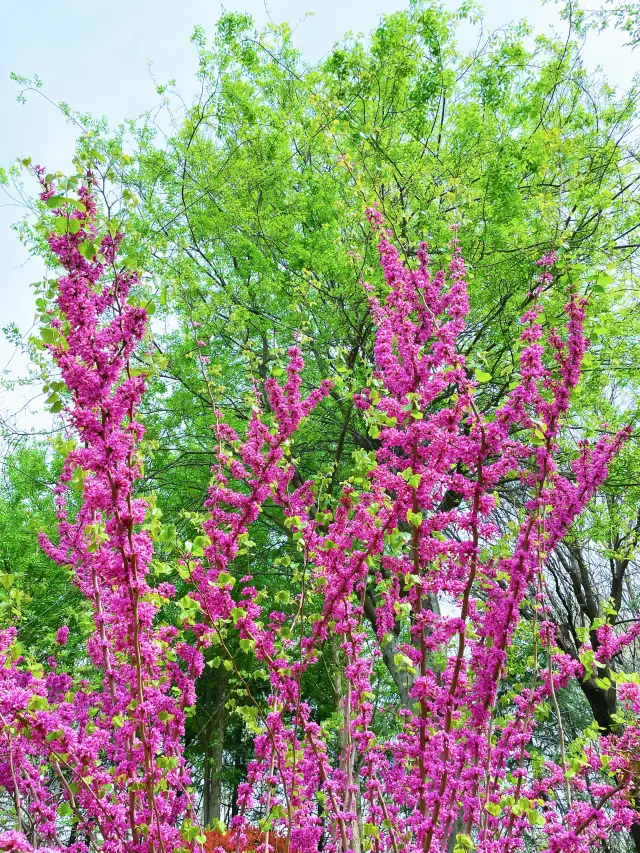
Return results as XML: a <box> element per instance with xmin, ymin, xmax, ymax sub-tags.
<box><xmin>202</xmin><ymin>667</ymin><xmax>228</xmax><ymax>828</ymax></box>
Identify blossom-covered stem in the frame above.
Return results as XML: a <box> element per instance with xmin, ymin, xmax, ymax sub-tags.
<box><xmin>306</xmin><ymin>732</ymin><xmax>350</xmax><ymax>852</ymax></box>
<box><xmin>424</xmin><ymin>432</ymin><xmax>486</xmax><ymax>853</ymax></box>
<box><xmin>376</xmin><ymin>789</ymin><xmax>400</xmax><ymax>853</ymax></box>
<box><xmin>503</xmin><ymin>545</ymin><xmax>545</xmax><ymax>841</ymax></box>
<box><xmin>89</xmin><ymin>547</ymin><xmax>117</xmax><ymax>704</ymax></box>
<box><xmin>0</xmin><ymin>712</ymin><xmax>23</xmax><ymax>834</ymax></box>
<box><xmin>411</xmin><ymin>474</ymin><xmax>429</xmax><ymax>825</ymax></box>
<box><xmin>263</xmin><ymin>752</ymin><xmax>277</xmax><ymax>853</ymax></box>
<box><xmin>545</xmin><ymin>627</ymin><xmax>571</xmax><ymax>808</ymax></box>
<box><xmin>574</xmin><ymin>776</ymin><xmax>631</xmax><ymax>835</ymax></box>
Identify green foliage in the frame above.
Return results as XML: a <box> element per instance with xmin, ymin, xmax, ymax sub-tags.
<box><xmin>0</xmin><ymin>445</ymin><xmax>88</xmax><ymax>657</ymax></box>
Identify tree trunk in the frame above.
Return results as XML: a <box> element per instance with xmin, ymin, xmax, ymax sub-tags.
<box><xmin>202</xmin><ymin>668</ymin><xmax>228</xmax><ymax>827</ymax></box>
<box><xmin>230</xmin><ymin>749</ymin><xmax>246</xmax><ymax>818</ymax></box>
<box><xmin>202</xmin><ymin>714</ymin><xmax>214</xmax><ymax>828</ymax></box>
<box><xmin>447</xmin><ymin>813</ymin><xmax>465</xmax><ymax>853</ymax></box>
<box><xmin>211</xmin><ymin>669</ymin><xmax>228</xmax><ymax>822</ymax></box>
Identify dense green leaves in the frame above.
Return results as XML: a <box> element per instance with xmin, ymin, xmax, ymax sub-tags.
<box><xmin>0</xmin><ymin>445</ymin><xmax>88</xmax><ymax>657</ymax></box>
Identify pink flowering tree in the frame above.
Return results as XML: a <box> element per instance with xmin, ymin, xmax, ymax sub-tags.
<box><xmin>188</xmin><ymin>212</ymin><xmax>639</xmax><ymax>853</ymax></box>
<box><xmin>0</xmin><ymin>177</ymin><xmax>638</xmax><ymax>853</ymax></box>
<box><xmin>0</xmin><ymin>171</ymin><xmax>203</xmax><ymax>853</ymax></box>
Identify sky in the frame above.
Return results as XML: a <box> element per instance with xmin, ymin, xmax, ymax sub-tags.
<box><xmin>0</xmin><ymin>0</ymin><xmax>636</xmax><ymax>432</ymax></box>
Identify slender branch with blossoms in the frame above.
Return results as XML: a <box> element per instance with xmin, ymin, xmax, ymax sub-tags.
<box><xmin>0</xmin><ymin>171</ymin><xmax>202</xmax><ymax>853</ymax></box>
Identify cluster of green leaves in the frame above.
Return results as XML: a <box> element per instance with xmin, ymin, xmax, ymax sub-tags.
<box><xmin>0</xmin><ymin>443</ymin><xmax>89</xmax><ymax>660</ymax></box>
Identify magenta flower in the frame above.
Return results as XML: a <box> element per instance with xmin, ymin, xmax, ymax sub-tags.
<box><xmin>54</xmin><ymin>626</ymin><xmax>69</xmax><ymax>646</ymax></box>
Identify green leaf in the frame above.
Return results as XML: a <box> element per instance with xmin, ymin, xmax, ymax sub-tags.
<box><xmin>526</xmin><ymin>809</ymin><xmax>546</xmax><ymax>827</ymax></box>
<box><xmin>46</xmin><ymin>729</ymin><xmax>63</xmax><ymax>742</ymax></box>
<box><xmin>364</xmin><ymin>824</ymin><xmax>380</xmax><ymax>839</ymax></box>
<box><xmin>231</xmin><ymin>606</ymin><xmax>246</xmax><ymax>622</ymax></box>
<box><xmin>159</xmin><ymin>524</ymin><xmax>176</xmax><ymax>543</ymax></box>
<box><xmin>475</xmin><ymin>369</ymin><xmax>492</xmax><ymax>383</ymax></box>
<box><xmin>46</xmin><ymin>195</ymin><xmax>85</xmax><ymax>211</ymax></box>
<box><xmin>78</xmin><ymin>241</ymin><xmax>95</xmax><ymax>260</ymax></box>
<box><xmin>53</xmin><ymin>216</ymin><xmax>69</xmax><ymax>234</ymax></box>
<box><xmin>28</xmin><ymin>695</ymin><xmax>49</xmax><ymax>712</ymax></box>
<box><xmin>191</xmin><ymin>535</ymin><xmax>207</xmax><ymax>556</ymax></box>
<box><xmin>596</xmin><ymin>272</ymin><xmax>615</xmax><ymax>289</ymax></box>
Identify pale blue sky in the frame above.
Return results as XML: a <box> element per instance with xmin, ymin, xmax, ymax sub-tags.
<box><xmin>0</xmin><ymin>0</ymin><xmax>635</xmax><ymax>428</ymax></box>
